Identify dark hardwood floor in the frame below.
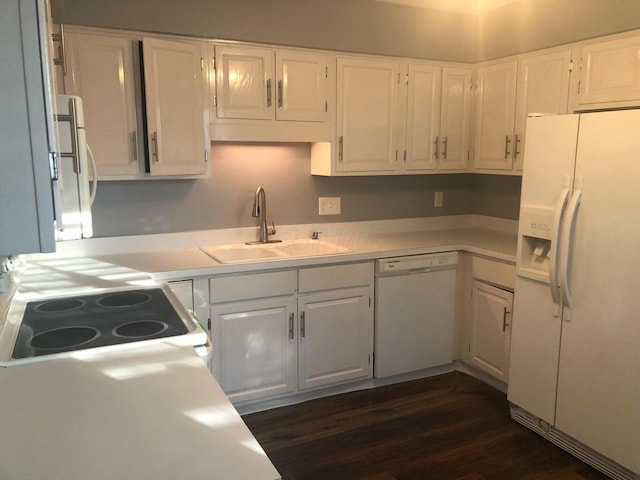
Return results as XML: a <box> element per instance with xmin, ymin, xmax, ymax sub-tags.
<box><xmin>243</xmin><ymin>372</ymin><xmax>609</xmax><ymax>480</ymax></box>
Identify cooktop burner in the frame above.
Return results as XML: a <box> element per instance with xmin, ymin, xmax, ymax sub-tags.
<box><xmin>12</xmin><ymin>288</ymin><xmax>189</xmax><ymax>359</ymax></box>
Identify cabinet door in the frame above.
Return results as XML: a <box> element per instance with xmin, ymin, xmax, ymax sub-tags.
<box><xmin>577</xmin><ymin>35</ymin><xmax>640</xmax><ymax>105</ymax></box>
<box><xmin>142</xmin><ymin>37</ymin><xmax>207</xmax><ymax>176</ymax></box>
<box><xmin>211</xmin><ymin>297</ymin><xmax>297</xmax><ymax>404</ymax></box>
<box><xmin>336</xmin><ymin>57</ymin><xmax>399</xmax><ymax>173</ymax></box>
<box><xmin>513</xmin><ymin>49</ymin><xmax>571</xmax><ymax>171</ymax></box>
<box><xmin>474</xmin><ymin>61</ymin><xmax>517</xmax><ymax>170</ymax></box>
<box><xmin>469</xmin><ymin>280</ymin><xmax>513</xmax><ymax>383</ymax></box>
<box><xmin>439</xmin><ymin>67</ymin><xmax>472</xmax><ymax>171</ymax></box>
<box><xmin>298</xmin><ymin>287</ymin><xmax>372</xmax><ymax>390</ymax></box>
<box><xmin>404</xmin><ymin>64</ymin><xmax>440</xmax><ymax>172</ymax></box>
<box><xmin>275</xmin><ymin>50</ymin><xmax>326</xmax><ymax>122</ymax></box>
<box><xmin>1</xmin><ymin>0</ymin><xmax>56</xmax><ymax>255</ymax></box>
<box><xmin>64</xmin><ymin>32</ymin><xmax>140</xmax><ymax>178</ymax></box>
<box><xmin>215</xmin><ymin>45</ymin><xmax>274</xmax><ymax>120</ymax></box>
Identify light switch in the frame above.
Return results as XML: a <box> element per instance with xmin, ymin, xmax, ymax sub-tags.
<box><xmin>319</xmin><ymin>197</ymin><xmax>341</xmax><ymax>215</ymax></box>
<box><xmin>434</xmin><ymin>191</ymin><xmax>444</xmax><ymax>208</ymax></box>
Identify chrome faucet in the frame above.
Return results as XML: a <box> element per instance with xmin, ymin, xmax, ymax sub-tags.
<box><xmin>246</xmin><ymin>186</ymin><xmax>281</xmax><ymax>245</ymax></box>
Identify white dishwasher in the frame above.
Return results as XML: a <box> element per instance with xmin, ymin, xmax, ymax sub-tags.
<box><xmin>374</xmin><ymin>252</ymin><xmax>458</xmax><ymax>378</ymax></box>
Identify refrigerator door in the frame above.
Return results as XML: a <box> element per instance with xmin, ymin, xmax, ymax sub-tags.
<box><xmin>555</xmin><ymin>109</ymin><xmax>640</xmax><ymax>474</ymax></box>
<box><xmin>54</xmin><ymin>95</ymin><xmax>93</xmax><ymax>240</ymax></box>
<box><xmin>507</xmin><ymin>114</ymin><xmax>580</xmax><ymax>424</ymax></box>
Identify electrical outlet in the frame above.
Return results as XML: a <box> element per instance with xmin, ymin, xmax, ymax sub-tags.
<box><xmin>434</xmin><ymin>191</ymin><xmax>444</xmax><ymax>208</ymax></box>
<box><xmin>319</xmin><ymin>197</ymin><xmax>341</xmax><ymax>215</ymax></box>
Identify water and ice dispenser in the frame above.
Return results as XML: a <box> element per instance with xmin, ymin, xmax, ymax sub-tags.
<box><xmin>517</xmin><ymin>207</ymin><xmax>555</xmax><ymax>283</ymax></box>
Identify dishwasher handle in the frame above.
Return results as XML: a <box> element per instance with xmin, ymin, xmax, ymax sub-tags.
<box><xmin>376</xmin><ymin>253</ymin><xmax>458</xmax><ymax>277</ymax></box>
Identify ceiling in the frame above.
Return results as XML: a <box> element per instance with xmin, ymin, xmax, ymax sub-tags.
<box><xmin>373</xmin><ymin>0</ymin><xmax>522</xmax><ymax>14</ymax></box>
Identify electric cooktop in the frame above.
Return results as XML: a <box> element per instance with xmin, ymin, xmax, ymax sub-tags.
<box><xmin>12</xmin><ymin>287</ymin><xmax>191</xmax><ymax>360</ymax></box>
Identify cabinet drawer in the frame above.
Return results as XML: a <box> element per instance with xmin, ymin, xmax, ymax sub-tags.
<box><xmin>210</xmin><ymin>270</ymin><xmax>296</xmax><ymax>303</ymax></box>
<box><xmin>471</xmin><ymin>256</ymin><xmax>515</xmax><ymax>290</ymax></box>
<box><xmin>298</xmin><ymin>262</ymin><xmax>372</xmax><ymax>293</ymax></box>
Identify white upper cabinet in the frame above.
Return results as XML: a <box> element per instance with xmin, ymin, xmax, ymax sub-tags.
<box><xmin>335</xmin><ymin>57</ymin><xmax>400</xmax><ymax>173</ymax></box>
<box><xmin>474</xmin><ymin>60</ymin><xmax>518</xmax><ymax>171</ymax></box>
<box><xmin>474</xmin><ymin>48</ymin><xmax>571</xmax><ymax>173</ymax></box>
<box><xmin>214</xmin><ymin>45</ymin><xmax>274</xmax><ymax>120</ymax></box>
<box><xmin>403</xmin><ymin>64</ymin><xmax>472</xmax><ymax>173</ymax></box>
<box><xmin>63</xmin><ymin>28</ymin><xmax>209</xmax><ymax>180</ymax></box>
<box><xmin>211</xmin><ymin>45</ymin><xmax>328</xmax><ymax>141</ymax></box>
<box><xmin>404</xmin><ymin>64</ymin><xmax>441</xmax><ymax>172</ymax></box>
<box><xmin>275</xmin><ymin>50</ymin><xmax>327</xmax><ymax>122</ymax></box>
<box><xmin>574</xmin><ymin>34</ymin><xmax>640</xmax><ymax>108</ymax></box>
<box><xmin>142</xmin><ymin>37</ymin><xmax>207</xmax><ymax>176</ymax></box>
<box><xmin>312</xmin><ymin>57</ymin><xmax>472</xmax><ymax>176</ymax></box>
<box><xmin>513</xmin><ymin>49</ymin><xmax>572</xmax><ymax>171</ymax></box>
<box><xmin>64</xmin><ymin>32</ymin><xmax>141</xmax><ymax>178</ymax></box>
<box><xmin>439</xmin><ymin>67</ymin><xmax>472</xmax><ymax>171</ymax></box>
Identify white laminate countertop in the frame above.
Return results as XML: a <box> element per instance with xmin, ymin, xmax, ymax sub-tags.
<box><xmin>86</xmin><ymin>227</ymin><xmax>517</xmax><ymax>280</ymax></box>
<box><xmin>0</xmin><ymin>343</ymin><xmax>281</xmax><ymax>480</ymax></box>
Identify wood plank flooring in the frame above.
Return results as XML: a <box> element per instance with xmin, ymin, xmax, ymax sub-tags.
<box><xmin>243</xmin><ymin>372</ymin><xmax>609</xmax><ymax>480</ymax></box>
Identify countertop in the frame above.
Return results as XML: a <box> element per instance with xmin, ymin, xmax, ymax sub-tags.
<box><xmin>0</xmin><ymin>344</ymin><xmax>281</xmax><ymax>480</ymax></box>
<box><xmin>0</xmin><ymin>218</ymin><xmax>517</xmax><ymax>480</ymax></box>
<box><xmin>89</xmin><ymin>227</ymin><xmax>517</xmax><ymax>280</ymax></box>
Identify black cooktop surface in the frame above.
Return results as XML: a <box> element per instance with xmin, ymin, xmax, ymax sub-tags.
<box><xmin>12</xmin><ymin>288</ymin><xmax>189</xmax><ymax>359</ymax></box>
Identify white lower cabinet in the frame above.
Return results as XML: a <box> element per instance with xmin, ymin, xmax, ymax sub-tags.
<box><xmin>461</xmin><ymin>254</ymin><xmax>516</xmax><ymax>384</ymax></box>
<box><xmin>298</xmin><ymin>287</ymin><xmax>372</xmax><ymax>390</ymax></box>
<box><xmin>469</xmin><ymin>280</ymin><xmax>513</xmax><ymax>383</ymax></box>
<box><xmin>209</xmin><ymin>263</ymin><xmax>374</xmax><ymax>405</ymax></box>
<box><xmin>211</xmin><ymin>297</ymin><xmax>297</xmax><ymax>404</ymax></box>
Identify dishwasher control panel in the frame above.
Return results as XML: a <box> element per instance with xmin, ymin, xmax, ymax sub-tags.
<box><xmin>376</xmin><ymin>252</ymin><xmax>458</xmax><ymax>275</ymax></box>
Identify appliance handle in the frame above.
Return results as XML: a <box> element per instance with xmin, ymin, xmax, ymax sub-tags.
<box><xmin>560</xmin><ymin>177</ymin><xmax>583</xmax><ymax>310</ymax></box>
<box><xmin>86</xmin><ymin>144</ymin><xmax>98</xmax><ymax>206</ymax></box>
<box><xmin>549</xmin><ymin>181</ymin><xmax>570</xmax><ymax>306</ymax></box>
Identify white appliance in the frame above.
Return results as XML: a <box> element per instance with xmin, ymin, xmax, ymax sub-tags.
<box><xmin>508</xmin><ymin>111</ymin><xmax>640</xmax><ymax>480</ymax></box>
<box><xmin>374</xmin><ymin>252</ymin><xmax>457</xmax><ymax>378</ymax></box>
<box><xmin>53</xmin><ymin>94</ymin><xmax>95</xmax><ymax>241</ymax></box>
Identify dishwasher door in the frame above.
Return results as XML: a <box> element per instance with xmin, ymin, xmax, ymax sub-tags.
<box><xmin>374</xmin><ymin>252</ymin><xmax>458</xmax><ymax>378</ymax></box>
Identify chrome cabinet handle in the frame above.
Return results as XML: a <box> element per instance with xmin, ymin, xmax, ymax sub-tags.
<box><xmin>514</xmin><ymin>134</ymin><xmax>521</xmax><ymax>159</ymax></box>
<box><xmin>151</xmin><ymin>132</ymin><xmax>159</xmax><ymax>162</ymax></box>
<box><xmin>300</xmin><ymin>311</ymin><xmax>306</xmax><ymax>338</ymax></box>
<box><xmin>131</xmin><ymin>131</ymin><xmax>138</xmax><ymax>163</ymax></box>
<box><xmin>289</xmin><ymin>312</ymin><xmax>294</xmax><ymax>340</ymax></box>
<box><xmin>51</xmin><ymin>24</ymin><xmax>67</xmax><ymax>76</ymax></box>
<box><xmin>68</xmin><ymin>97</ymin><xmax>81</xmax><ymax>174</ymax></box>
<box><xmin>277</xmin><ymin>79</ymin><xmax>283</xmax><ymax>108</ymax></box>
<box><xmin>433</xmin><ymin>136</ymin><xmax>439</xmax><ymax>159</ymax></box>
<box><xmin>442</xmin><ymin>136</ymin><xmax>448</xmax><ymax>160</ymax></box>
<box><xmin>503</xmin><ymin>307</ymin><xmax>511</xmax><ymax>332</ymax></box>
<box><xmin>266</xmin><ymin>79</ymin><xmax>272</xmax><ymax>107</ymax></box>
<box><xmin>338</xmin><ymin>135</ymin><xmax>344</xmax><ymax>162</ymax></box>
<box><xmin>504</xmin><ymin>135</ymin><xmax>511</xmax><ymax>160</ymax></box>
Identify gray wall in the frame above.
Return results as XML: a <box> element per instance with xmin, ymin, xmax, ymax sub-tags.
<box><xmin>92</xmin><ymin>144</ymin><xmax>478</xmax><ymax>237</ymax></box>
<box><xmin>51</xmin><ymin>0</ymin><xmax>479</xmax><ymax>62</ymax></box>
<box><xmin>479</xmin><ymin>0</ymin><xmax>640</xmax><ymax>60</ymax></box>
<box><xmin>51</xmin><ymin>0</ymin><xmax>640</xmax><ymax>62</ymax></box>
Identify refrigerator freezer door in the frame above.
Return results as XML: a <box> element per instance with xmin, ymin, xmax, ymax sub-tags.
<box><xmin>555</xmin><ymin>109</ymin><xmax>640</xmax><ymax>474</ymax></box>
<box><xmin>508</xmin><ymin>114</ymin><xmax>580</xmax><ymax>424</ymax></box>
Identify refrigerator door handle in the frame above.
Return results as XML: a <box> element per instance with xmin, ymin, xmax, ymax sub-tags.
<box><xmin>549</xmin><ymin>183</ymin><xmax>570</xmax><ymax>309</ymax></box>
<box><xmin>560</xmin><ymin>177</ymin><xmax>583</xmax><ymax>311</ymax></box>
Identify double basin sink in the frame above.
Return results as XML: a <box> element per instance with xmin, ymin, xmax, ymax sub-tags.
<box><xmin>201</xmin><ymin>239</ymin><xmax>353</xmax><ymax>264</ymax></box>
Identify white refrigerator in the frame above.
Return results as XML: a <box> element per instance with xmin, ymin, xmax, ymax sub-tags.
<box><xmin>508</xmin><ymin>110</ymin><xmax>640</xmax><ymax>480</ymax></box>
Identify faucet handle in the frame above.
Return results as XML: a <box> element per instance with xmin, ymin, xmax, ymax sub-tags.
<box><xmin>268</xmin><ymin>221</ymin><xmax>277</xmax><ymax>236</ymax></box>
<box><xmin>311</xmin><ymin>231</ymin><xmax>322</xmax><ymax>240</ymax></box>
